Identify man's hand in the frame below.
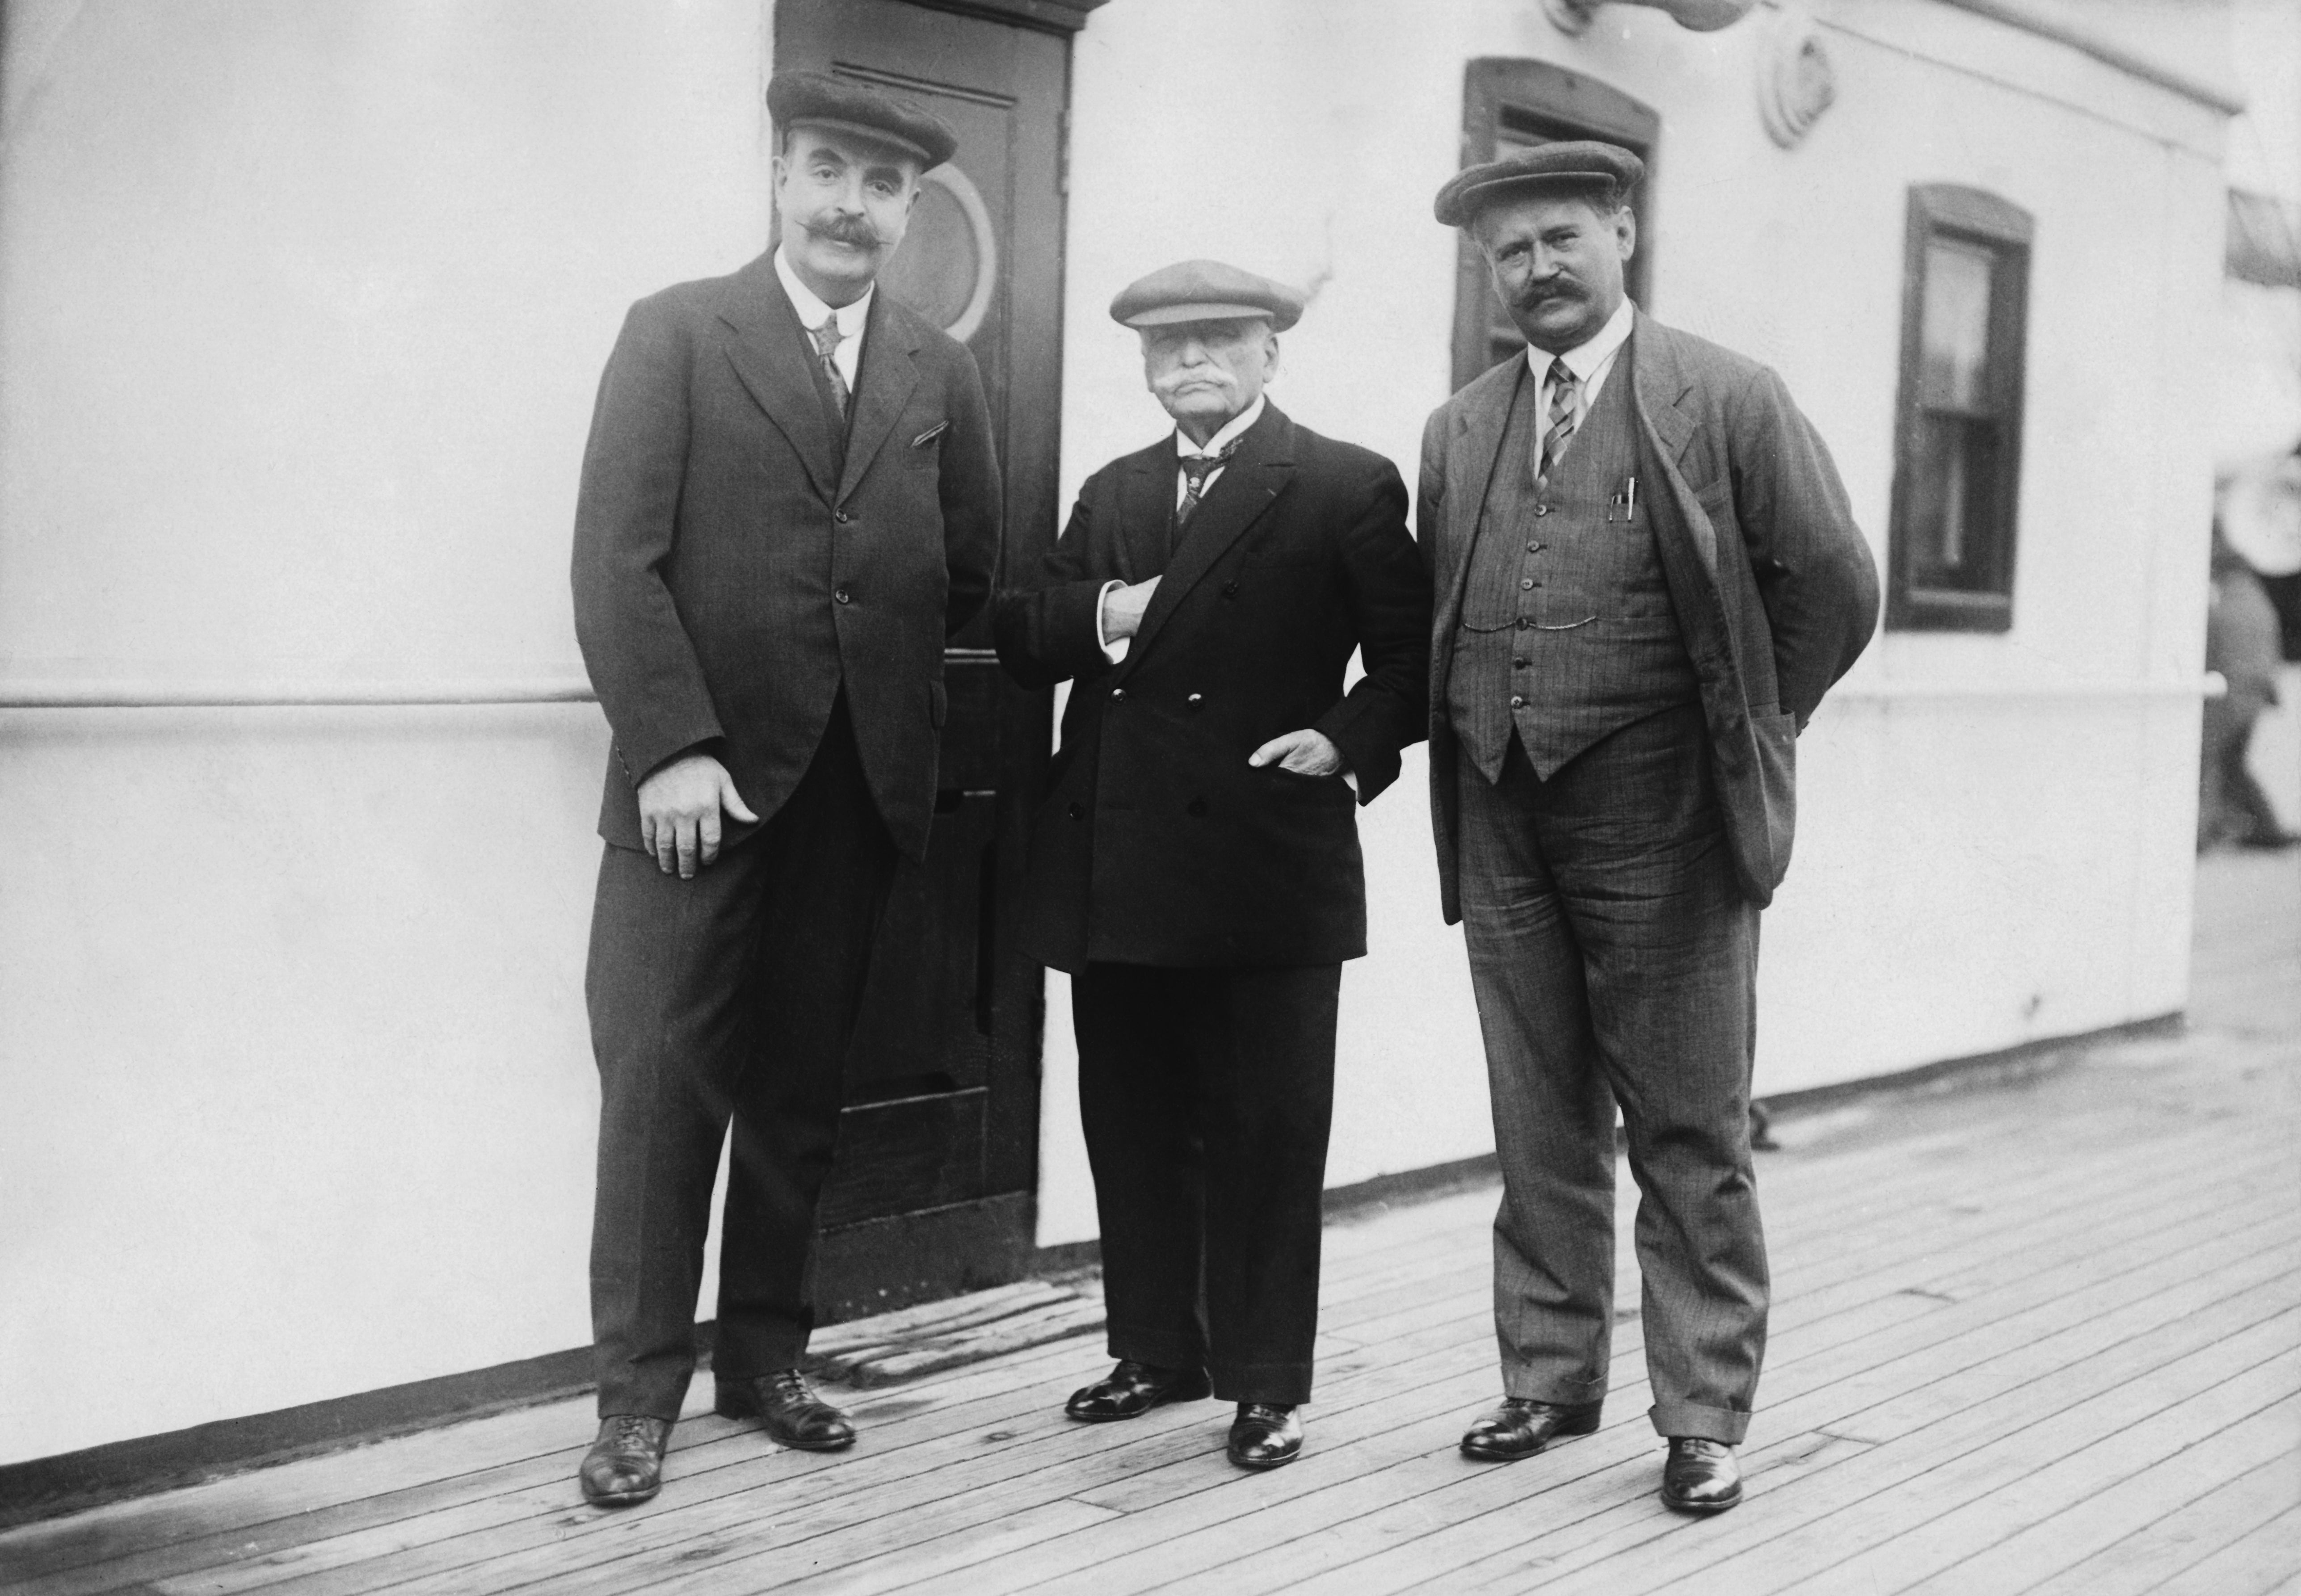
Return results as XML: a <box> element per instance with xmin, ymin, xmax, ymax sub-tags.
<box><xmin>636</xmin><ymin>753</ymin><xmax>760</xmax><ymax>878</ymax></box>
<box><xmin>1249</xmin><ymin>729</ymin><xmax>1346</xmax><ymax>778</ymax></box>
<box><xmin>1099</xmin><ymin>576</ymin><xmax>1162</xmax><ymax>642</ymax></box>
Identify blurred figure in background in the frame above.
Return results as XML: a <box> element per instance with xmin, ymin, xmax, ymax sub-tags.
<box><xmin>2200</xmin><ymin>521</ymin><xmax>2300</xmax><ymax>851</ymax></box>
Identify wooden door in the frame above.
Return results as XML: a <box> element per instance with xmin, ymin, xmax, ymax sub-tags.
<box><xmin>774</xmin><ymin>0</ymin><xmax>1080</xmax><ymax>1321</ymax></box>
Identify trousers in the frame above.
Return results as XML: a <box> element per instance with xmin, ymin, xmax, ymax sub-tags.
<box><xmin>1073</xmin><ymin>960</ymin><xmax>1342</xmax><ymax>1406</ymax></box>
<box><xmin>1454</xmin><ymin>703</ymin><xmax>1766</xmax><ymax>1443</ymax></box>
<box><xmin>585</xmin><ymin>694</ymin><xmax>897</xmax><ymax>1419</ymax></box>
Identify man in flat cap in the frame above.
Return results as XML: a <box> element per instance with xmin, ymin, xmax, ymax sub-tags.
<box><xmin>568</xmin><ymin>69</ymin><xmax>1001</xmax><ymax>1505</ymax></box>
<box><xmin>996</xmin><ymin>260</ymin><xmax>1428</xmax><ymax>1470</ymax></box>
<box><xmin>1420</xmin><ymin>143</ymin><xmax>1877</xmax><ymax>1512</ymax></box>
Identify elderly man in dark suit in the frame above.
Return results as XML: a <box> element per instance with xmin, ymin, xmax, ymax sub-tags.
<box><xmin>568</xmin><ymin>71</ymin><xmax>1001</xmax><ymax>1506</ymax></box>
<box><xmin>1418</xmin><ymin>144</ymin><xmax>1877</xmax><ymax>1513</ymax></box>
<box><xmin>996</xmin><ymin>260</ymin><xmax>1429</xmax><ymax>1470</ymax></box>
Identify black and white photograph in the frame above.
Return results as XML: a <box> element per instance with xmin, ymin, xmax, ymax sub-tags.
<box><xmin>0</xmin><ymin>0</ymin><xmax>2297</xmax><ymax>1590</ymax></box>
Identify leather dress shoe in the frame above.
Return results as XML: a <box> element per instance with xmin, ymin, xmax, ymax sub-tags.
<box><xmin>1226</xmin><ymin>1402</ymin><xmax>1303</xmax><ymax>1470</ymax></box>
<box><xmin>1064</xmin><ymin>1359</ymin><xmax>1213</xmax><ymax>1422</ymax></box>
<box><xmin>579</xmin><ymin>1414</ymin><xmax>672</xmax><ymax>1506</ymax></box>
<box><xmin>715</xmin><ymin>1368</ymin><xmax>856</xmax><ymax>1451</ymax></box>
<box><xmin>1661</xmin><ymin>1436</ymin><xmax>1743</xmax><ymax>1513</ymax></box>
<box><xmin>1459</xmin><ymin>1398</ymin><xmax>1603</xmax><ymax>1462</ymax></box>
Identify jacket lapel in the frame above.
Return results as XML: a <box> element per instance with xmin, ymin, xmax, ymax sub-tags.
<box><xmin>1434</xmin><ymin>360</ymin><xmax>1524</xmax><ymax>638</ymax></box>
<box><xmin>1627</xmin><ymin>318</ymin><xmax>1718</xmax><ymax>581</ymax></box>
<box><xmin>1115</xmin><ymin>445</ymin><xmax>1174</xmax><ymax>585</ymax></box>
<box><xmin>1121</xmin><ymin>405</ymin><xmax>1296</xmax><ymax>672</ymax></box>
<box><xmin>718</xmin><ymin>255</ymin><xmax>839</xmax><ymax>502</ymax></box>
<box><xmin>837</xmin><ymin>295</ymin><xmax>923</xmax><ymax>503</ymax></box>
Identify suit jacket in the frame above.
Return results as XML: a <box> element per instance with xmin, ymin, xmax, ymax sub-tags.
<box><xmin>995</xmin><ymin>404</ymin><xmax>1430</xmax><ymax>971</ymax></box>
<box><xmin>572</xmin><ymin>251</ymin><xmax>1003</xmax><ymax>861</ymax></box>
<box><xmin>1419</xmin><ymin>311</ymin><xmax>1879</xmax><ymax>915</ymax></box>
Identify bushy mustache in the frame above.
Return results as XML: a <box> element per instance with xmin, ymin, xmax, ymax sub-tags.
<box><xmin>803</xmin><ymin>215</ymin><xmax>884</xmax><ymax>250</ymax></box>
<box><xmin>1512</xmin><ymin>277</ymin><xmax>1584</xmax><ymax>311</ymax></box>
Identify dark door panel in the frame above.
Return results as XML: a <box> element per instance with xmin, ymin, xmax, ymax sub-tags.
<box><xmin>775</xmin><ymin>0</ymin><xmax>1069</xmax><ymax>1318</ymax></box>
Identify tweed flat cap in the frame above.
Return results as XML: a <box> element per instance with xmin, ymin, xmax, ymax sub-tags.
<box><xmin>1433</xmin><ymin>140</ymin><xmax>1644</xmax><ymax>227</ymax></box>
<box><xmin>768</xmin><ymin>70</ymin><xmax>957</xmax><ymax>170</ymax></box>
<box><xmin>1109</xmin><ymin>260</ymin><xmax>1306</xmax><ymax>332</ymax></box>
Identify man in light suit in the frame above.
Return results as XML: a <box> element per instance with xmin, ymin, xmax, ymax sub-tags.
<box><xmin>569</xmin><ymin>71</ymin><xmax>1001</xmax><ymax>1506</ymax></box>
<box><xmin>1418</xmin><ymin>144</ymin><xmax>1877</xmax><ymax>1512</ymax></box>
<box><xmin>996</xmin><ymin>260</ymin><xmax>1429</xmax><ymax>1470</ymax></box>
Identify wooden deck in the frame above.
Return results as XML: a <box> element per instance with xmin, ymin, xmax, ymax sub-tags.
<box><xmin>4</xmin><ymin>850</ymin><xmax>2296</xmax><ymax>1595</ymax></box>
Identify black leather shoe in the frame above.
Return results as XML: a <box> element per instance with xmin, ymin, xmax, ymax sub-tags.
<box><xmin>1459</xmin><ymin>1398</ymin><xmax>1603</xmax><ymax>1462</ymax></box>
<box><xmin>1661</xmin><ymin>1436</ymin><xmax>1743</xmax><ymax>1513</ymax></box>
<box><xmin>1227</xmin><ymin>1402</ymin><xmax>1303</xmax><ymax>1469</ymax></box>
<box><xmin>715</xmin><ymin>1369</ymin><xmax>856</xmax><ymax>1451</ymax></box>
<box><xmin>1064</xmin><ymin>1359</ymin><xmax>1213</xmax><ymax>1422</ymax></box>
<box><xmin>579</xmin><ymin>1414</ymin><xmax>672</xmax><ymax>1506</ymax></box>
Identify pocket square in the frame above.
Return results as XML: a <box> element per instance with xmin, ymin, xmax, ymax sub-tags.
<box><xmin>911</xmin><ymin>421</ymin><xmax>950</xmax><ymax>448</ymax></box>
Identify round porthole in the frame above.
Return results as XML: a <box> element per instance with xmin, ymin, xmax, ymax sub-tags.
<box><xmin>879</xmin><ymin>162</ymin><xmax>999</xmax><ymax>345</ymax></box>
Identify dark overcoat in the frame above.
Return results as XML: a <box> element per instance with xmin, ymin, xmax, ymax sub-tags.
<box><xmin>572</xmin><ymin>250</ymin><xmax>1002</xmax><ymax>861</ymax></box>
<box><xmin>1419</xmin><ymin>311</ymin><xmax>1880</xmax><ymax>914</ymax></box>
<box><xmin>995</xmin><ymin>404</ymin><xmax>1430</xmax><ymax>971</ymax></box>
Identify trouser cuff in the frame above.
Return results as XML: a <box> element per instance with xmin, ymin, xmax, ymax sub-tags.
<box><xmin>1649</xmin><ymin>1398</ymin><xmax>1750</xmax><ymax>1445</ymax></box>
<box><xmin>1108</xmin><ymin>1325</ymin><xmax>1207</xmax><ymax>1373</ymax></box>
<box><xmin>1210</xmin><ymin>1358</ymin><xmax>1313</xmax><ymax>1407</ymax></box>
<box><xmin>1501</xmin><ymin>1367</ymin><xmax>1609</xmax><ymax>1405</ymax></box>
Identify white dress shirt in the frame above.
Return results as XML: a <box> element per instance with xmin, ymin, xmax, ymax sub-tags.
<box><xmin>774</xmin><ymin>246</ymin><xmax>871</xmax><ymax>394</ymax></box>
<box><xmin>1095</xmin><ymin>394</ymin><xmax>1270</xmax><ymax>662</ymax></box>
<box><xmin>1531</xmin><ymin>296</ymin><xmax>1635</xmax><ymax>431</ymax></box>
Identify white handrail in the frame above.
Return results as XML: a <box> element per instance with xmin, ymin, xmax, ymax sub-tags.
<box><xmin>0</xmin><ymin>679</ymin><xmax>599</xmax><ymax>709</ymax></box>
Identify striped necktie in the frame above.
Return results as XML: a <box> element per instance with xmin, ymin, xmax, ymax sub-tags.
<box><xmin>1175</xmin><ymin>439</ymin><xmax>1241</xmax><ymax>535</ymax></box>
<box><xmin>810</xmin><ymin>316</ymin><xmax>850</xmax><ymax>418</ymax></box>
<box><xmin>1539</xmin><ymin>357</ymin><xmax>1579</xmax><ymax>480</ymax></box>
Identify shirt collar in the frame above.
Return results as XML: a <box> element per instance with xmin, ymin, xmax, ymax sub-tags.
<box><xmin>774</xmin><ymin>246</ymin><xmax>873</xmax><ymax>338</ymax></box>
<box><xmin>1528</xmin><ymin>297</ymin><xmax>1635</xmax><ymax>384</ymax></box>
<box><xmin>1177</xmin><ymin>393</ymin><xmax>1267</xmax><ymax>460</ymax></box>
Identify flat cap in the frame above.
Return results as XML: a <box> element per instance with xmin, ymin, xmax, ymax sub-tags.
<box><xmin>1109</xmin><ymin>259</ymin><xmax>1305</xmax><ymax>332</ymax></box>
<box><xmin>1433</xmin><ymin>140</ymin><xmax>1644</xmax><ymax>227</ymax></box>
<box><xmin>768</xmin><ymin>69</ymin><xmax>957</xmax><ymax>170</ymax></box>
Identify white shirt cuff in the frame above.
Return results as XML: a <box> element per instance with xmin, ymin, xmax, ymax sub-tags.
<box><xmin>1094</xmin><ymin>578</ymin><xmax>1131</xmax><ymax>664</ymax></box>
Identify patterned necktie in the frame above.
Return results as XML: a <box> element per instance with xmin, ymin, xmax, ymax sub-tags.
<box><xmin>810</xmin><ymin>316</ymin><xmax>850</xmax><ymax>418</ymax></box>
<box><xmin>1539</xmin><ymin>357</ymin><xmax>1579</xmax><ymax>480</ymax></box>
<box><xmin>1176</xmin><ymin>440</ymin><xmax>1241</xmax><ymax>535</ymax></box>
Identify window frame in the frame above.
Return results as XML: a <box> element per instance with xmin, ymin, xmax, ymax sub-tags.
<box><xmin>1886</xmin><ymin>183</ymin><xmax>2035</xmax><ymax>634</ymax></box>
<box><xmin>1450</xmin><ymin>59</ymin><xmax>1660</xmax><ymax>394</ymax></box>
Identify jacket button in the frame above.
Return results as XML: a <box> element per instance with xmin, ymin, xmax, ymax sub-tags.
<box><xmin>1111</xmin><ymin>686</ymin><xmax>1127</xmax><ymax>701</ymax></box>
<box><xmin>1511</xmin><ymin>694</ymin><xmax>1526</xmax><ymax>708</ymax></box>
<box><xmin>1535</xmin><ymin>505</ymin><xmax>1551</xmax><ymax>517</ymax></box>
<box><xmin>1527</xmin><ymin>541</ymin><xmax>1542</xmax><ymax>553</ymax></box>
<box><xmin>1068</xmin><ymin>801</ymin><xmax>1085</xmax><ymax>821</ymax></box>
<box><xmin>834</xmin><ymin>510</ymin><xmax>852</xmax><ymax>524</ymax></box>
<box><xmin>1520</xmin><ymin>578</ymin><xmax>1534</xmax><ymax>591</ymax></box>
<box><xmin>834</xmin><ymin>588</ymin><xmax>852</xmax><ymax>604</ymax></box>
<box><xmin>1187</xmin><ymin>797</ymin><xmax>1208</xmax><ymax>817</ymax></box>
<box><xmin>1513</xmin><ymin>658</ymin><xmax>1527</xmax><ymax>668</ymax></box>
<box><xmin>1186</xmin><ymin>693</ymin><xmax>1204</xmax><ymax>709</ymax></box>
<box><xmin>1222</xmin><ymin>582</ymin><xmax>1240</xmax><ymax>598</ymax></box>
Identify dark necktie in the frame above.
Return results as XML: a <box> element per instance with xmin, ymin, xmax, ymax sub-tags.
<box><xmin>1175</xmin><ymin>440</ymin><xmax>1241</xmax><ymax>537</ymax></box>
<box><xmin>811</xmin><ymin>316</ymin><xmax>850</xmax><ymax>418</ymax></box>
<box><xmin>1539</xmin><ymin>357</ymin><xmax>1579</xmax><ymax>480</ymax></box>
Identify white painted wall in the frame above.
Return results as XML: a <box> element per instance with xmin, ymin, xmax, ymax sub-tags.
<box><xmin>1036</xmin><ymin>0</ymin><xmax>2231</xmax><ymax>1243</ymax></box>
<box><xmin>0</xmin><ymin>0</ymin><xmax>776</xmax><ymax>1464</ymax></box>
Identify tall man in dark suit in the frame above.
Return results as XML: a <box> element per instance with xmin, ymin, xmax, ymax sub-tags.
<box><xmin>996</xmin><ymin>260</ymin><xmax>1429</xmax><ymax>1470</ymax></box>
<box><xmin>1418</xmin><ymin>145</ymin><xmax>1878</xmax><ymax>1513</ymax></box>
<box><xmin>568</xmin><ymin>72</ymin><xmax>1001</xmax><ymax>1506</ymax></box>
